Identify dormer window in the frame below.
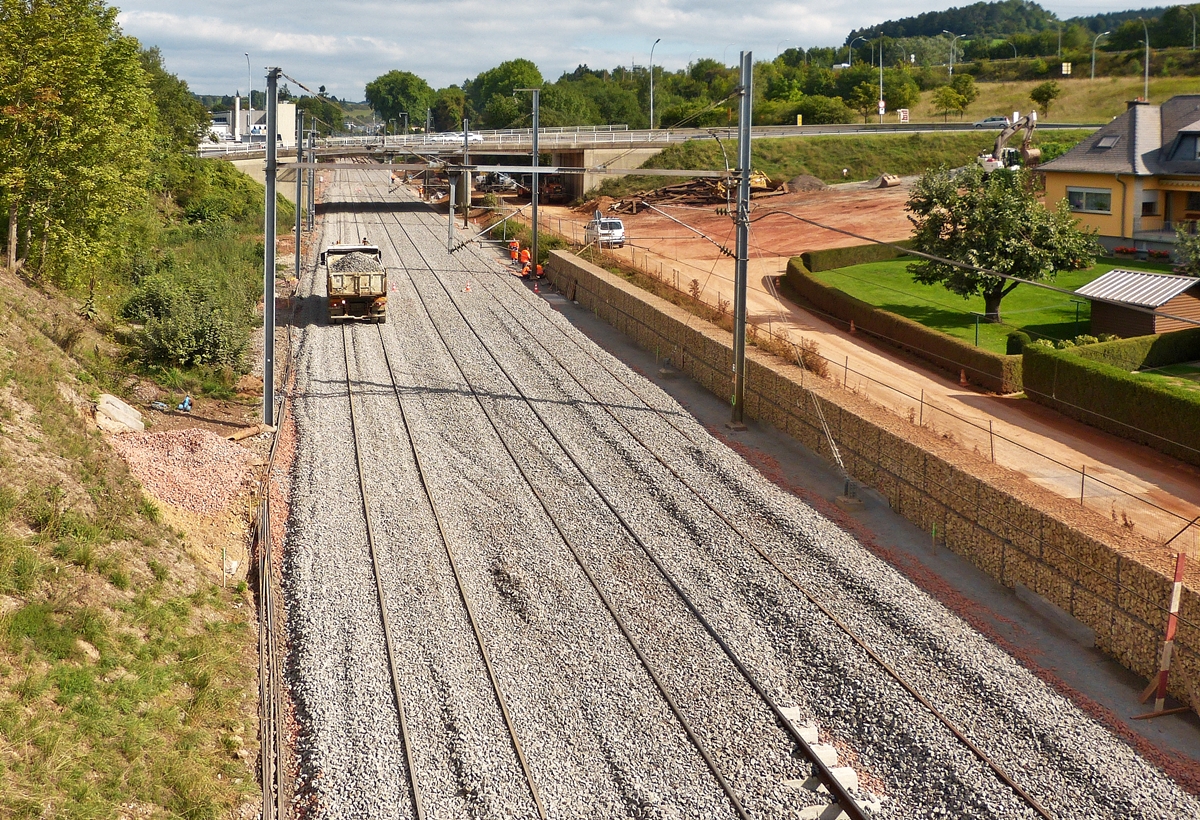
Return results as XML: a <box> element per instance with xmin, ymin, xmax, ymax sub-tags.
<box><xmin>1170</xmin><ymin>133</ymin><xmax>1200</xmax><ymax>161</ymax></box>
<box><xmin>1096</xmin><ymin>135</ymin><xmax>1120</xmax><ymax>149</ymax></box>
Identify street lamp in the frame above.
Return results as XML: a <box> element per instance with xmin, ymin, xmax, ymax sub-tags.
<box><xmin>1187</xmin><ymin>7</ymin><xmax>1197</xmax><ymax>50</ymax></box>
<box><xmin>244</xmin><ymin>53</ymin><xmax>253</xmax><ymax>142</ymax></box>
<box><xmin>649</xmin><ymin>38</ymin><xmax>661</xmax><ymax>130</ymax></box>
<box><xmin>1010</xmin><ymin>42</ymin><xmax>1018</xmax><ymax>59</ymax></box>
<box><xmin>1139</xmin><ymin>17</ymin><xmax>1150</xmax><ymax>101</ymax></box>
<box><xmin>943</xmin><ymin>30</ymin><xmax>964</xmax><ymax>76</ymax></box>
<box><xmin>1091</xmin><ymin>30</ymin><xmax>1110</xmax><ymax>80</ymax></box>
<box><xmin>722</xmin><ymin>43</ymin><xmax>736</xmax><ymax>65</ymax></box>
<box><xmin>849</xmin><ymin>36</ymin><xmax>866</xmax><ymax>66</ymax></box>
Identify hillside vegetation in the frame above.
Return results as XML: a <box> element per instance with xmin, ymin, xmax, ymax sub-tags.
<box><xmin>1</xmin><ymin>0</ymin><xmax>282</xmax><ymax>815</ymax></box>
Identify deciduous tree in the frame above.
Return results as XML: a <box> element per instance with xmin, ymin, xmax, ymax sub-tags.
<box><xmin>365</xmin><ymin>70</ymin><xmax>433</xmax><ymax>127</ymax></box>
<box><xmin>907</xmin><ymin>165</ymin><xmax>1099</xmax><ymax>322</ymax></box>
<box><xmin>1030</xmin><ymin>80</ymin><xmax>1061</xmax><ymax>115</ymax></box>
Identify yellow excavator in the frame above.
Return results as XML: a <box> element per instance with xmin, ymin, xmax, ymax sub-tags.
<box><xmin>977</xmin><ymin>111</ymin><xmax>1041</xmax><ymax>173</ymax></box>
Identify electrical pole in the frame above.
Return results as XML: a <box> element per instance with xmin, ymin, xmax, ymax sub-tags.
<box><xmin>650</xmin><ymin>38</ymin><xmax>661</xmax><ymax>129</ymax></box>
<box><xmin>306</xmin><ymin>126</ymin><xmax>315</xmax><ymax>231</ymax></box>
<box><xmin>1141</xmin><ymin>17</ymin><xmax>1151</xmax><ymax>100</ymax></box>
<box><xmin>730</xmin><ymin>50</ymin><xmax>752</xmax><ymax>430</ymax></box>
<box><xmin>294</xmin><ymin>112</ymin><xmax>303</xmax><ymax>291</ymax></box>
<box><xmin>516</xmin><ymin>88</ymin><xmax>541</xmax><ymax>274</ymax></box>
<box><xmin>263</xmin><ymin>67</ymin><xmax>280</xmax><ymax>428</ymax></box>
<box><xmin>245</xmin><ymin>53</ymin><xmax>253</xmax><ymax>142</ymax></box>
<box><xmin>879</xmin><ymin>39</ymin><xmax>885</xmax><ymax>123</ymax></box>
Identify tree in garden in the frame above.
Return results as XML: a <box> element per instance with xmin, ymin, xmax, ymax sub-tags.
<box><xmin>365</xmin><ymin>70</ymin><xmax>433</xmax><ymax>126</ymax></box>
<box><xmin>1174</xmin><ymin>223</ymin><xmax>1200</xmax><ymax>276</ymax></box>
<box><xmin>1030</xmin><ymin>80</ymin><xmax>1061</xmax><ymax>115</ymax></box>
<box><xmin>907</xmin><ymin>165</ymin><xmax>1099</xmax><ymax>322</ymax></box>
<box><xmin>931</xmin><ymin>86</ymin><xmax>967</xmax><ymax>121</ymax></box>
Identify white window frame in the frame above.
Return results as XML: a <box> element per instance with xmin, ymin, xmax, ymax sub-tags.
<box><xmin>1067</xmin><ymin>186</ymin><xmax>1113</xmax><ymax>214</ymax></box>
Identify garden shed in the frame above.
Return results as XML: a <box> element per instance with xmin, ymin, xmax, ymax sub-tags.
<box><xmin>1076</xmin><ymin>269</ymin><xmax>1200</xmax><ymax>337</ymax></box>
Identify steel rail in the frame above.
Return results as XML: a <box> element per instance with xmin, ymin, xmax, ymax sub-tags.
<box><xmin>371</xmin><ymin>209</ymin><xmax>752</xmax><ymax>820</ymax></box>
<box><xmin>368</xmin><ymin>320</ymin><xmax>548</xmax><ymax>819</ymax></box>
<box><xmin>339</xmin><ymin>267</ymin><xmax>426</xmax><ymax>819</ymax></box>
<box><xmin>402</xmin><ymin>196</ymin><xmax>1057</xmax><ymax>818</ymax></box>
<box><xmin>447</xmin><ymin>244</ymin><xmax>1056</xmax><ymax>819</ymax></box>
<box><xmin>379</xmin><ymin>197</ymin><xmax>831</xmax><ymax>813</ymax></box>
<box><xmin>386</xmin><ymin>217</ymin><xmax>865</xmax><ymax>820</ymax></box>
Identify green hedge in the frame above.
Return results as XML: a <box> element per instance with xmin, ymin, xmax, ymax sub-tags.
<box><xmin>1068</xmin><ymin>327</ymin><xmax>1200</xmax><ymax>372</ymax></box>
<box><xmin>784</xmin><ymin>258</ymin><xmax>1023</xmax><ymax>393</ymax></box>
<box><xmin>1022</xmin><ymin>333</ymin><xmax>1200</xmax><ymax>467</ymax></box>
<box><xmin>800</xmin><ymin>240</ymin><xmax>914</xmax><ymax>273</ymax></box>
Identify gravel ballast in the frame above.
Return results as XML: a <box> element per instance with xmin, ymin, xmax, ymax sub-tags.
<box><xmin>280</xmin><ymin>171</ymin><xmax>1200</xmax><ymax>819</ymax></box>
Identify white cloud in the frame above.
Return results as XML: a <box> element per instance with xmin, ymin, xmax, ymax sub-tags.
<box><xmin>116</xmin><ymin>0</ymin><xmax>1149</xmax><ymax>100</ymax></box>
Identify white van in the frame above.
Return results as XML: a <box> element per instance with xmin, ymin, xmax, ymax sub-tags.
<box><xmin>584</xmin><ymin>212</ymin><xmax>626</xmax><ymax>248</ymax></box>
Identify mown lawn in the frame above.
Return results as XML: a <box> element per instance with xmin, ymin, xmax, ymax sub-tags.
<box><xmin>807</xmin><ymin>259</ymin><xmax>1175</xmax><ymax>354</ymax></box>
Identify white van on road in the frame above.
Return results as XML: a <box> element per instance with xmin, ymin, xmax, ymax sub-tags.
<box><xmin>584</xmin><ymin>213</ymin><xmax>626</xmax><ymax>248</ymax></box>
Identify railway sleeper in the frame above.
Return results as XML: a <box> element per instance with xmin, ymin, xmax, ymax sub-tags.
<box><xmin>780</xmin><ymin>706</ymin><xmax>884</xmax><ymax>819</ymax></box>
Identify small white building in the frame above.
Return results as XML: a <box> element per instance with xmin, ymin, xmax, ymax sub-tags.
<box><xmin>208</xmin><ymin>96</ymin><xmax>296</xmax><ymax>147</ymax></box>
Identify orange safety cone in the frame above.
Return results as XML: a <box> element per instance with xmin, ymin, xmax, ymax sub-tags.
<box><xmin>533</xmin><ymin>281</ymin><xmax>539</xmax><ymax>294</ymax></box>
<box><xmin>959</xmin><ymin>368</ymin><xmax>968</xmax><ymax>386</ymax></box>
<box><xmin>463</xmin><ymin>283</ymin><xmax>471</xmax><ymax>293</ymax></box>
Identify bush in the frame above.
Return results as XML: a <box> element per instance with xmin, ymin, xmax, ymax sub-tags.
<box><xmin>1006</xmin><ymin>331</ymin><xmax>1031</xmax><ymax>354</ymax></box>
<box><xmin>122</xmin><ymin>275</ymin><xmax>250</xmax><ymax>368</ymax></box>
<box><xmin>784</xmin><ymin>259</ymin><xmax>1022</xmax><ymax>392</ymax></box>
<box><xmin>799</xmin><ymin>240</ymin><xmax>914</xmax><ymax>273</ymax></box>
<box><xmin>1023</xmin><ymin>340</ymin><xmax>1200</xmax><ymax>466</ymax></box>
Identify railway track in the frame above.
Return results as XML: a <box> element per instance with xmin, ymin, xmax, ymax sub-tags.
<box><xmin>370</xmin><ymin>208</ymin><xmax>866</xmax><ymax>819</ymax></box>
<box><xmin>284</xmin><ymin>169</ymin><xmax>1200</xmax><ymax>820</ymax></box>
<box><xmin>329</xmin><ymin>195</ymin><xmax>548</xmax><ymax>818</ymax></box>
<box><xmin>385</xmin><ymin>184</ymin><xmax>1057</xmax><ymax>817</ymax></box>
<box><xmin>409</xmin><ymin>217</ymin><xmax>1055</xmax><ymax>818</ymax></box>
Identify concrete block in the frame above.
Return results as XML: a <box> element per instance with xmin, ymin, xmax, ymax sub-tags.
<box><xmin>96</xmin><ymin>394</ymin><xmax>144</xmax><ymax>433</ymax></box>
<box><xmin>809</xmin><ymin>743</ymin><xmax>838</xmax><ymax>767</ymax></box>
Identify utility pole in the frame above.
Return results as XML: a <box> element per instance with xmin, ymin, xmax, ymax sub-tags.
<box><xmin>245</xmin><ymin>53</ymin><xmax>253</xmax><ymax>142</ymax></box>
<box><xmin>729</xmin><ymin>49</ymin><xmax>752</xmax><ymax>430</ymax></box>
<box><xmin>879</xmin><ymin>38</ymin><xmax>885</xmax><ymax>123</ymax></box>
<box><xmin>1140</xmin><ymin>17</ymin><xmax>1151</xmax><ymax>100</ymax></box>
<box><xmin>263</xmin><ymin>67</ymin><xmax>280</xmax><ymax>428</ymax></box>
<box><xmin>462</xmin><ymin>117</ymin><xmax>471</xmax><ymax>216</ymax></box>
<box><xmin>306</xmin><ymin>126</ymin><xmax>315</xmax><ymax>231</ymax></box>
<box><xmin>294</xmin><ymin>112</ymin><xmax>303</xmax><ymax>290</ymax></box>
<box><xmin>649</xmin><ymin>38</ymin><xmax>661</xmax><ymax>129</ymax></box>
<box><xmin>516</xmin><ymin>88</ymin><xmax>541</xmax><ymax>274</ymax></box>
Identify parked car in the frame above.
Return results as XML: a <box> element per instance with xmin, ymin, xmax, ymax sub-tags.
<box><xmin>584</xmin><ymin>213</ymin><xmax>626</xmax><ymax>248</ymax></box>
<box><xmin>973</xmin><ymin>116</ymin><xmax>1010</xmax><ymax>129</ymax></box>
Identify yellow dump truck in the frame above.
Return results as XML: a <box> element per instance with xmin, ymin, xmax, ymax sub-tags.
<box><xmin>320</xmin><ymin>244</ymin><xmax>387</xmax><ymax>323</ymax></box>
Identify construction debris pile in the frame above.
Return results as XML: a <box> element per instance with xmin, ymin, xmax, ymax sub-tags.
<box><xmin>330</xmin><ymin>252</ymin><xmax>383</xmax><ymax>273</ymax></box>
<box><xmin>110</xmin><ymin>428</ymin><xmax>254</xmax><ymax>517</ymax></box>
<box><xmin>606</xmin><ymin>171</ymin><xmax>790</xmax><ymax>214</ymax></box>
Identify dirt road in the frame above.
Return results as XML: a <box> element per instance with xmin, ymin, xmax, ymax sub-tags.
<box><xmin>532</xmin><ymin>184</ymin><xmax>1200</xmax><ymax>556</ymax></box>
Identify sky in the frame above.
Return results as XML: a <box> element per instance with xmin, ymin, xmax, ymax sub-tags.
<box><xmin>116</xmin><ymin>0</ymin><xmax>1147</xmax><ymax>101</ymax></box>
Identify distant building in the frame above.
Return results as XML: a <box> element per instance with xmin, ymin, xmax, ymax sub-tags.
<box><xmin>207</xmin><ymin>96</ymin><xmax>296</xmax><ymax>147</ymax></box>
<box><xmin>1041</xmin><ymin>95</ymin><xmax>1200</xmax><ymax>255</ymax></box>
<box><xmin>1075</xmin><ymin>268</ymin><xmax>1200</xmax><ymax>336</ymax></box>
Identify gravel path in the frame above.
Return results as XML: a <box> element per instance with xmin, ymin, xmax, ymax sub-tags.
<box><xmin>281</xmin><ymin>171</ymin><xmax>1200</xmax><ymax>820</ymax></box>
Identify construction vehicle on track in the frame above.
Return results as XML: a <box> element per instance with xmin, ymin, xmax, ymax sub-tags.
<box><xmin>977</xmin><ymin>111</ymin><xmax>1041</xmax><ymax>173</ymax></box>
<box><xmin>320</xmin><ymin>243</ymin><xmax>387</xmax><ymax>323</ymax></box>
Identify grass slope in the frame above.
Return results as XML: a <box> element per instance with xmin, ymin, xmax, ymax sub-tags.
<box><xmin>591</xmin><ymin>130</ymin><xmax>1092</xmax><ymax>198</ymax></box>
<box><xmin>917</xmin><ymin>76</ymin><xmax>1200</xmax><ymax>123</ymax></box>
<box><xmin>807</xmin><ymin>259</ymin><xmax>1153</xmax><ymax>353</ymax></box>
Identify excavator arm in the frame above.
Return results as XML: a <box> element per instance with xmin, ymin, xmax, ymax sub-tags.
<box><xmin>982</xmin><ymin>111</ymin><xmax>1040</xmax><ymax>171</ymax></box>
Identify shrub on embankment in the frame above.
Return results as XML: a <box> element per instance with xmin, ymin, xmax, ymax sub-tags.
<box><xmin>784</xmin><ymin>255</ymin><xmax>1023</xmax><ymax>393</ymax></box>
<box><xmin>1022</xmin><ymin>328</ymin><xmax>1200</xmax><ymax>466</ymax></box>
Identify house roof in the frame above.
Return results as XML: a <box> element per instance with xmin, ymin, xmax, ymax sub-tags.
<box><xmin>1041</xmin><ymin>96</ymin><xmax>1200</xmax><ymax>177</ymax></box>
<box><xmin>1075</xmin><ymin>269</ymin><xmax>1200</xmax><ymax>308</ymax></box>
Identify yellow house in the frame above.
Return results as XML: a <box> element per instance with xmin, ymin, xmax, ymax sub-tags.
<box><xmin>1042</xmin><ymin>95</ymin><xmax>1200</xmax><ymax>255</ymax></box>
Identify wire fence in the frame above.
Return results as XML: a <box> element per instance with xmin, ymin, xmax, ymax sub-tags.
<box><xmin>536</xmin><ymin>216</ymin><xmax>1200</xmax><ymax>555</ymax></box>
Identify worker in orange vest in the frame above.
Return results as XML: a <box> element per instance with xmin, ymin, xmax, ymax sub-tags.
<box><xmin>519</xmin><ymin>247</ymin><xmax>531</xmax><ymax>268</ymax></box>
<box><xmin>520</xmin><ymin>261</ymin><xmax>531</xmax><ymax>278</ymax></box>
<box><xmin>508</xmin><ymin>239</ymin><xmax>520</xmax><ymax>265</ymax></box>
<box><xmin>535</xmin><ymin>263</ymin><xmax>543</xmax><ymax>278</ymax></box>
